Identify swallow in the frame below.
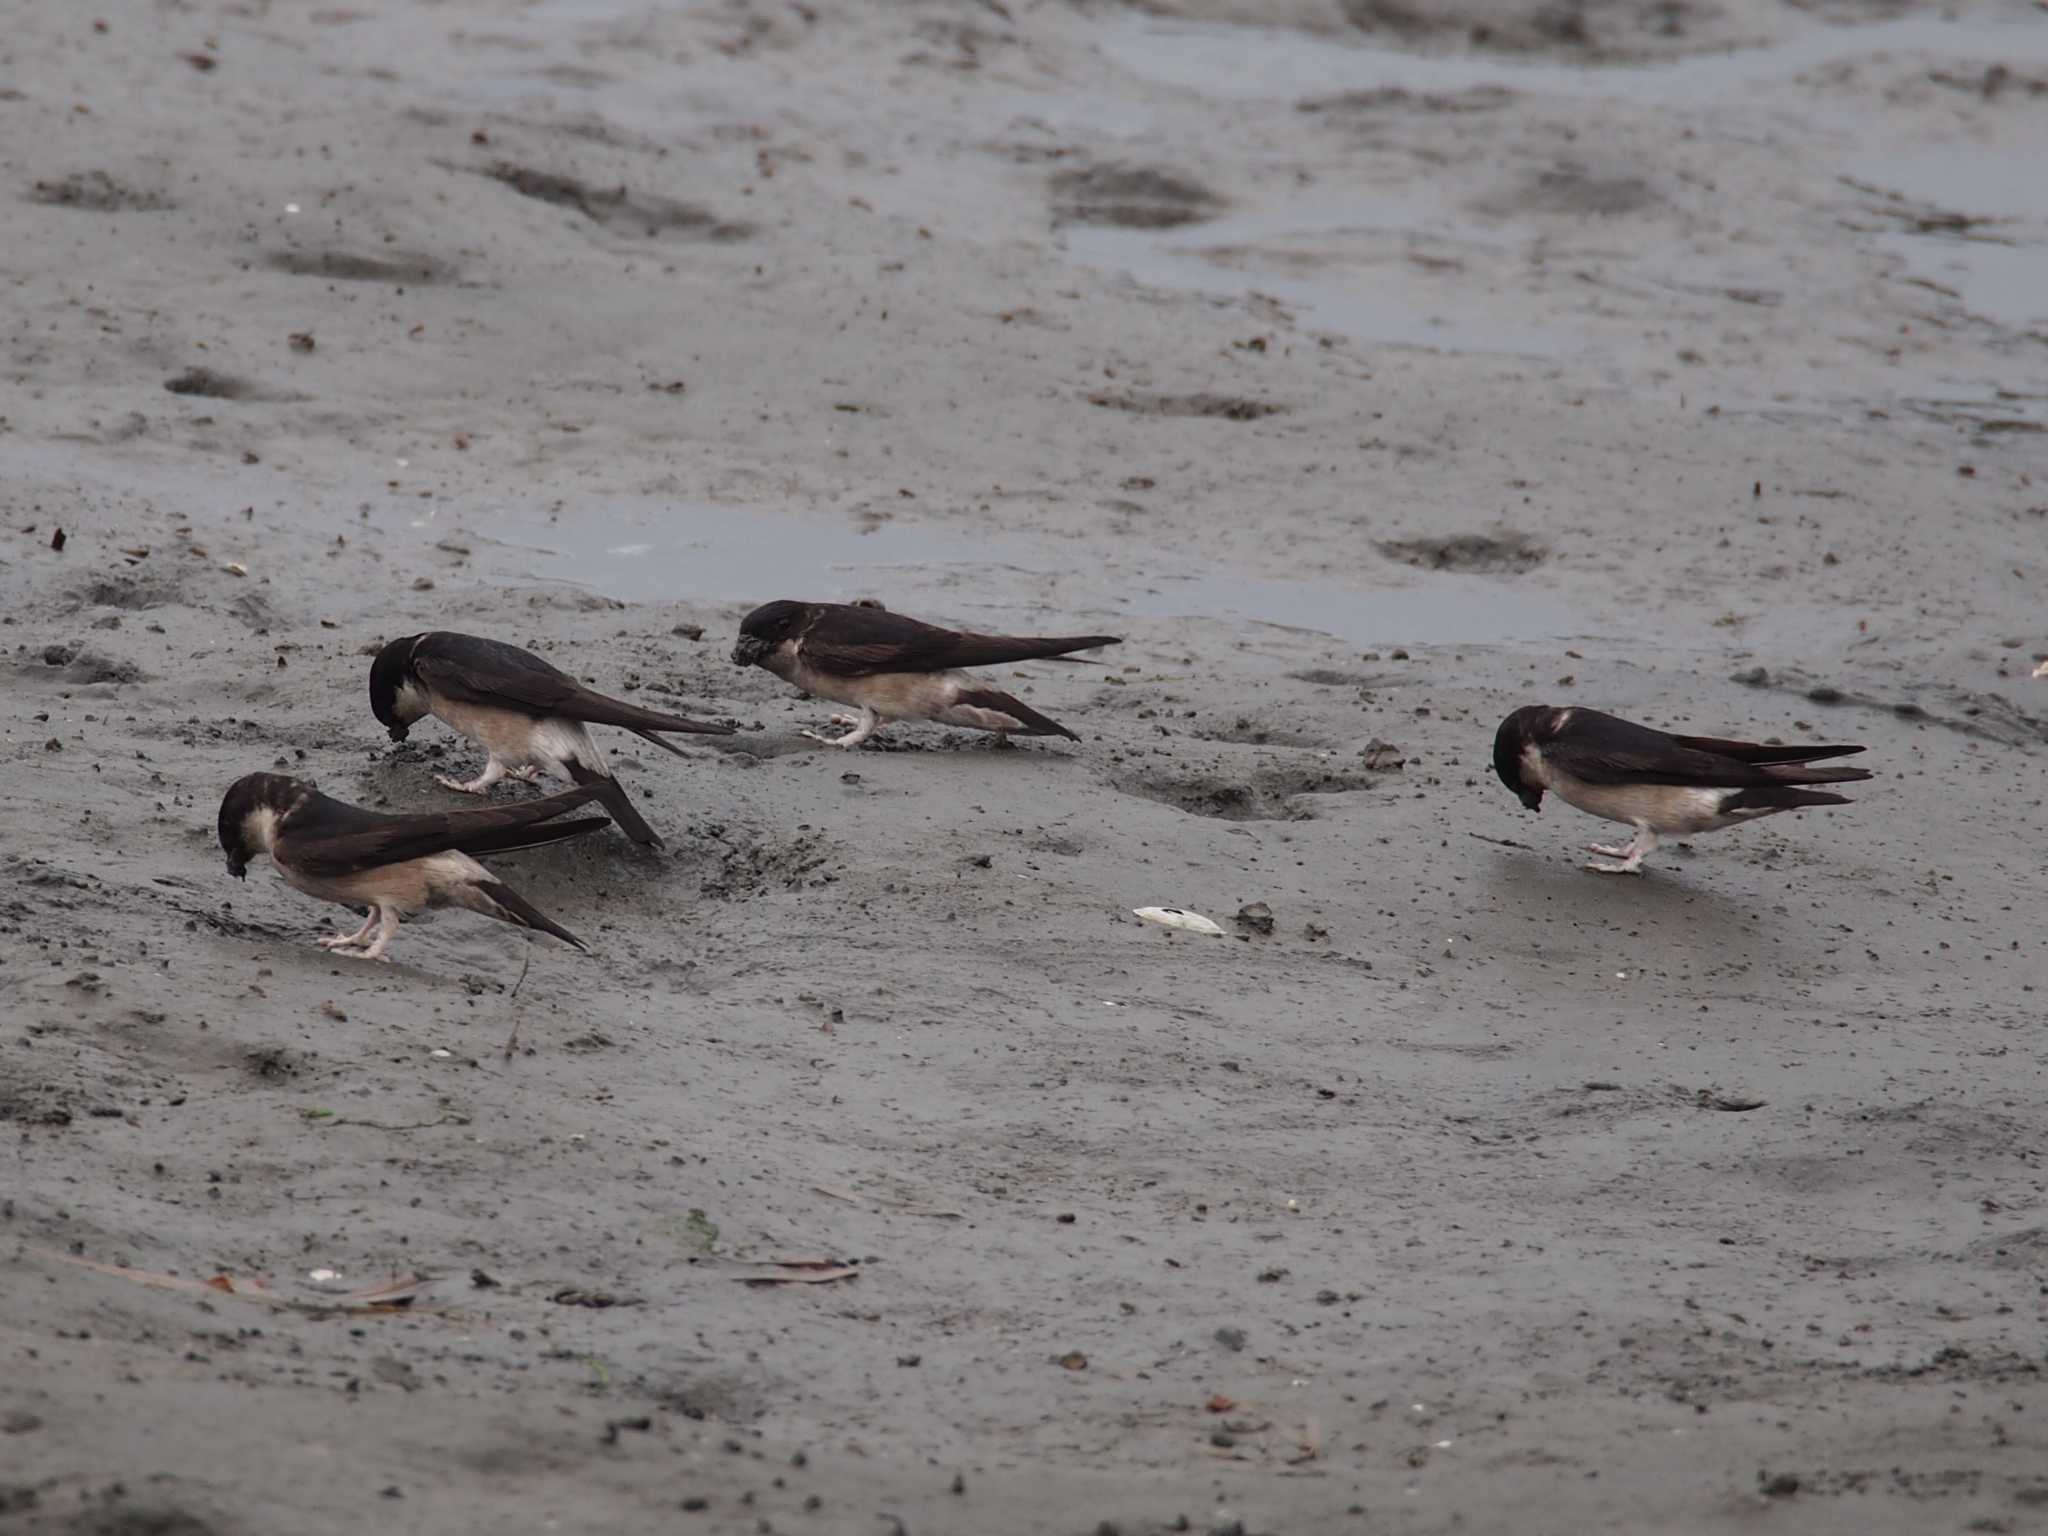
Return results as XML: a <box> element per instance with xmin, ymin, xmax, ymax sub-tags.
<box><xmin>370</xmin><ymin>631</ymin><xmax>733</xmax><ymax>847</ymax></box>
<box><xmin>1491</xmin><ymin>705</ymin><xmax>1872</xmax><ymax>874</ymax></box>
<box><xmin>730</xmin><ymin>600</ymin><xmax>1119</xmax><ymax>748</ymax></box>
<box><xmin>217</xmin><ymin>773</ymin><xmax>609</xmax><ymax>961</ymax></box>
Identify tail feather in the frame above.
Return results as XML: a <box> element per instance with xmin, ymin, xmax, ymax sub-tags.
<box><xmin>458</xmin><ymin>815</ymin><xmax>611</xmax><ymax>858</ymax></box>
<box><xmin>565</xmin><ymin>761</ymin><xmax>662</xmax><ymax>847</ymax></box>
<box><xmin>1723</xmin><ymin>786</ymin><xmax>1856</xmax><ymax>813</ymax></box>
<box><xmin>947</xmin><ymin>633</ymin><xmax>1122</xmax><ymax>669</ymax></box>
<box><xmin>1680</xmin><ymin>734</ymin><xmax>1867</xmax><ymax>765</ymax></box>
<box><xmin>1761</xmin><ymin>763</ymin><xmax>1873</xmax><ymax>786</ymax></box>
<box><xmin>471</xmin><ymin>879</ymin><xmax>587</xmax><ymax>951</ymax></box>
<box><xmin>614</xmin><ymin>704</ymin><xmax>732</xmax><ymax>736</ymax></box>
<box><xmin>956</xmin><ymin>686</ymin><xmax>1079</xmax><ymax>741</ymax></box>
<box><xmin>628</xmin><ymin>726</ymin><xmax>695</xmax><ymax>761</ymax></box>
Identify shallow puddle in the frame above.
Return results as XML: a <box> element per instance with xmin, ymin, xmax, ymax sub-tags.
<box><xmin>472</xmin><ymin>496</ymin><xmax>1594</xmax><ymax>648</ymax></box>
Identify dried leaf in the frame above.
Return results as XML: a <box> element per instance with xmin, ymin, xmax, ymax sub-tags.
<box><xmin>734</xmin><ymin>1260</ymin><xmax>859</xmax><ymax>1288</ymax></box>
<box><xmin>343</xmin><ymin>1273</ymin><xmax>433</xmax><ymax>1308</ymax></box>
<box><xmin>1056</xmin><ymin>1351</ymin><xmax>1088</xmax><ymax>1371</ymax></box>
<box><xmin>1206</xmin><ymin>1394</ymin><xmax>1236</xmax><ymax>1413</ymax></box>
<box><xmin>28</xmin><ymin>1247</ymin><xmax>451</xmax><ymax>1318</ymax></box>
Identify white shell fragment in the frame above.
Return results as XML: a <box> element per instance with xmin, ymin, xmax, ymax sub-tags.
<box><xmin>1133</xmin><ymin>906</ymin><xmax>1226</xmax><ymax>937</ymax></box>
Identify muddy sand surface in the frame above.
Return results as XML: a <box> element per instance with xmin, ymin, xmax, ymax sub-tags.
<box><xmin>4</xmin><ymin>1</ymin><xmax>2048</xmax><ymax>1532</ymax></box>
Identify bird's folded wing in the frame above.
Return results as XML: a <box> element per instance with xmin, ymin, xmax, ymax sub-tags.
<box><xmin>1670</xmin><ymin>732</ymin><xmax>1865</xmax><ymax>765</ymax></box>
<box><xmin>1544</xmin><ymin>738</ymin><xmax>1826</xmax><ymax>789</ymax></box>
<box><xmin>282</xmin><ymin>784</ymin><xmax>605</xmax><ymax>877</ymax></box>
<box><xmin>417</xmin><ymin>635</ymin><xmax>730</xmax><ymax>734</ymax></box>
<box><xmin>804</xmin><ymin>606</ymin><xmax>1119</xmax><ymax>676</ymax></box>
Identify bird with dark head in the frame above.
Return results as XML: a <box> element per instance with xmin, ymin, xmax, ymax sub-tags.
<box><xmin>1492</xmin><ymin>704</ymin><xmax>1872</xmax><ymax>874</ymax></box>
<box><xmin>368</xmin><ymin>631</ymin><xmax>732</xmax><ymax>847</ymax></box>
<box><xmin>731</xmin><ymin>599</ymin><xmax>1120</xmax><ymax>748</ymax></box>
<box><xmin>217</xmin><ymin>771</ymin><xmax>609</xmax><ymax>961</ymax></box>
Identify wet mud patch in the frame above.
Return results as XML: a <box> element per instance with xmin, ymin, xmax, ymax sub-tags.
<box><xmin>1049</xmin><ymin>163</ymin><xmax>1220</xmax><ymax>229</ymax></box>
<box><xmin>697</xmin><ymin>828</ymin><xmax>839</xmax><ymax>899</ymax></box>
<box><xmin>0</xmin><ymin>1081</ymin><xmax>84</xmax><ymax>1127</ymax></box>
<box><xmin>1732</xmin><ymin>665</ymin><xmax>2048</xmax><ymax>747</ymax></box>
<box><xmin>1336</xmin><ymin>0</ymin><xmax>1731</xmax><ymax>59</ymax></box>
<box><xmin>1959</xmin><ymin>1228</ymin><xmax>2048</xmax><ymax>1270</ymax></box>
<box><xmin>1288</xmin><ymin>668</ymin><xmax>1409</xmax><ymax>689</ymax></box>
<box><xmin>1086</xmin><ymin>390</ymin><xmax>1283</xmax><ymax>421</ymax></box>
<box><xmin>60</xmin><ymin>574</ymin><xmax>192</xmax><ymax>613</ymax></box>
<box><xmin>1298</xmin><ymin>85</ymin><xmax>1514</xmax><ymax>118</ymax></box>
<box><xmin>27</xmin><ymin>170</ymin><xmax>175</xmax><ymax>212</ymax></box>
<box><xmin>1188</xmin><ymin>715</ymin><xmax>1338</xmax><ymax>749</ymax></box>
<box><xmin>1110</xmin><ymin>758</ymin><xmax>1379</xmax><ymax>820</ymax></box>
<box><xmin>14</xmin><ymin>645</ymin><xmax>147</xmax><ymax>686</ymax></box>
<box><xmin>265</xmin><ymin>248</ymin><xmax>456</xmax><ymax>283</ymax></box>
<box><xmin>478</xmin><ymin>163</ymin><xmax>751</xmax><ymax>241</ymax></box>
<box><xmin>1479</xmin><ymin>163</ymin><xmax>1663</xmax><ymax>219</ymax></box>
<box><xmin>1378</xmin><ymin>531</ymin><xmax>1546</xmax><ymax>573</ymax></box>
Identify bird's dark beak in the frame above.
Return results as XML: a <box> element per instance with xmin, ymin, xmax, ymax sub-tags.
<box><xmin>731</xmin><ymin>636</ymin><xmax>765</xmax><ymax>668</ymax></box>
<box><xmin>225</xmin><ymin>858</ymin><xmax>248</xmax><ymax>880</ymax></box>
<box><xmin>387</xmin><ymin>724</ymin><xmax>409</xmax><ymax>743</ymax></box>
<box><xmin>1519</xmin><ymin>790</ymin><xmax>1543</xmax><ymax>814</ymax></box>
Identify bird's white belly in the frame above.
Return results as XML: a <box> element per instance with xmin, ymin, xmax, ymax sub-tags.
<box><xmin>282</xmin><ymin>851</ymin><xmax>489</xmax><ymax>916</ymax></box>
<box><xmin>789</xmin><ymin>661</ymin><xmax>963</xmax><ymax>722</ymax></box>
<box><xmin>434</xmin><ymin>700</ymin><xmax>599</xmax><ymax>774</ymax></box>
<box><xmin>1548</xmin><ymin>774</ymin><xmax>1729</xmax><ymax>834</ymax></box>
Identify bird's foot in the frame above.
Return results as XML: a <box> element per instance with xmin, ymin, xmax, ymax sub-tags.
<box><xmin>317</xmin><ymin>933</ymin><xmax>368</xmax><ymax>950</ymax></box>
<box><xmin>509</xmin><ymin>765</ymin><xmax>542</xmax><ymax>782</ymax></box>
<box><xmin>1582</xmin><ymin>858</ymin><xmax>1645</xmax><ymax>876</ymax></box>
<box><xmin>799</xmin><ymin>728</ymin><xmax>861</xmax><ymax>748</ymax></box>
<box><xmin>1586</xmin><ymin>842</ymin><xmax>1634</xmax><ymax>859</ymax></box>
<box><xmin>434</xmin><ymin>774</ymin><xmax>494</xmax><ymax>795</ymax></box>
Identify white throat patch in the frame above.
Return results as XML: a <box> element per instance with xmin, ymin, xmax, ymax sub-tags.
<box><xmin>242</xmin><ymin>805</ymin><xmax>282</xmax><ymax>858</ymax></box>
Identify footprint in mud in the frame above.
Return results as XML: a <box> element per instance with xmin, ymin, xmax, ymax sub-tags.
<box><xmin>1378</xmin><ymin>531</ymin><xmax>1546</xmax><ymax>573</ymax></box>
<box><xmin>478</xmin><ymin>162</ymin><xmax>751</xmax><ymax>241</ymax></box>
<box><xmin>1049</xmin><ymin>162</ymin><xmax>1220</xmax><ymax>229</ymax></box>
<box><xmin>1110</xmin><ymin>757</ymin><xmax>1382</xmax><ymax>821</ymax></box>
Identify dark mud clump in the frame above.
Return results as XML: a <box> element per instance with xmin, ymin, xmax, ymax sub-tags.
<box><xmin>1378</xmin><ymin>531</ymin><xmax>1546</xmax><ymax>573</ymax></box>
<box><xmin>164</xmin><ymin>367</ymin><xmax>256</xmax><ymax>401</ymax></box>
<box><xmin>1299</xmin><ymin>85</ymin><xmax>1514</xmax><ymax>117</ymax></box>
<box><xmin>1087</xmin><ymin>391</ymin><xmax>1282</xmax><ymax>422</ymax></box>
<box><xmin>26</xmin><ymin>170</ymin><xmax>175</xmax><ymax>211</ymax></box>
<box><xmin>481</xmin><ymin>162</ymin><xmax>752</xmax><ymax>240</ymax></box>
<box><xmin>1338</xmin><ymin>0</ymin><xmax>1722</xmax><ymax>57</ymax></box>
<box><xmin>1049</xmin><ymin>163</ymin><xmax>1220</xmax><ymax>229</ymax></box>
<box><xmin>266</xmin><ymin>248</ymin><xmax>457</xmax><ymax>283</ymax></box>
